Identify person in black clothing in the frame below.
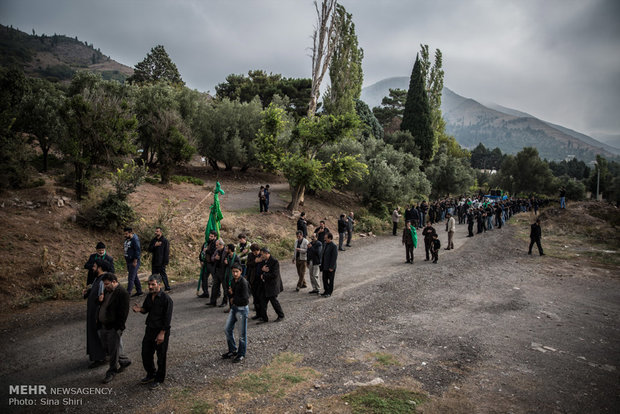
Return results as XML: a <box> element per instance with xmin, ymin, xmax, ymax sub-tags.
<box><xmin>422</xmin><ymin>222</ymin><xmax>436</xmax><ymax>261</ymax></box>
<box><xmin>123</xmin><ymin>227</ymin><xmax>143</xmax><ymax>297</ymax></box>
<box><xmin>297</xmin><ymin>212</ymin><xmax>308</xmax><ymax>237</ymax></box>
<box><xmin>99</xmin><ymin>273</ymin><xmax>131</xmax><ymax>383</ymax></box>
<box><xmin>346</xmin><ymin>211</ymin><xmax>355</xmax><ymax>247</ymax></box>
<box><xmin>246</xmin><ymin>244</ymin><xmax>263</xmax><ymax>320</ymax></box>
<box><xmin>222</xmin><ymin>264</ymin><xmax>250</xmax><ymax>363</ymax></box>
<box><xmin>402</xmin><ymin>221</ymin><xmax>416</xmax><ymax>263</ymax></box>
<box><xmin>430</xmin><ymin>233</ymin><xmax>441</xmax><ymax>264</ymax></box>
<box><xmin>197</xmin><ymin>231</ymin><xmax>217</xmax><ymax>298</ymax></box>
<box><xmin>148</xmin><ymin>227</ymin><xmax>171</xmax><ymax>291</ymax></box>
<box><xmin>207</xmin><ymin>240</ymin><xmax>226</xmax><ymax>307</ymax></box>
<box><xmin>83</xmin><ymin>259</ymin><xmax>110</xmax><ymax>368</ymax></box>
<box><xmin>337</xmin><ymin>214</ymin><xmax>347</xmax><ymax>251</ymax></box>
<box><xmin>528</xmin><ymin>218</ymin><xmax>544</xmax><ymax>256</ymax></box>
<box><xmin>306</xmin><ymin>234</ymin><xmax>322</xmax><ymax>294</ymax></box>
<box><xmin>320</xmin><ymin>233</ymin><xmax>338</xmax><ymax>297</ymax></box>
<box><xmin>466</xmin><ymin>209</ymin><xmax>475</xmax><ymax>237</ymax></box>
<box><xmin>84</xmin><ymin>242</ymin><xmax>115</xmax><ymax>286</ymax></box>
<box><xmin>132</xmin><ymin>274</ymin><xmax>173</xmax><ymax>390</ymax></box>
<box><xmin>256</xmin><ymin>247</ymin><xmax>284</xmax><ymax>323</ymax></box>
<box><xmin>222</xmin><ymin>243</ymin><xmax>241</xmax><ymax>311</ymax></box>
<box><xmin>314</xmin><ymin>220</ymin><xmax>330</xmax><ymax>244</ymax></box>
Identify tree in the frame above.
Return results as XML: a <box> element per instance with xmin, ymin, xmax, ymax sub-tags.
<box><xmin>17</xmin><ymin>78</ymin><xmax>64</xmax><ymax>171</ymax></box>
<box><xmin>196</xmin><ymin>97</ymin><xmax>263</xmax><ymax>171</ymax></box>
<box><xmin>355</xmin><ymin>99</ymin><xmax>383</xmax><ymax>140</ymax></box>
<box><xmin>497</xmin><ymin>147</ymin><xmax>556</xmax><ymax>195</ymax></box>
<box><xmin>61</xmin><ymin>72</ymin><xmax>137</xmax><ymax>199</ymax></box>
<box><xmin>401</xmin><ymin>55</ymin><xmax>435</xmax><ymax>163</ymax></box>
<box><xmin>128</xmin><ymin>45</ymin><xmax>184</xmax><ymax>86</ymax></box>
<box><xmin>215</xmin><ymin>70</ymin><xmax>312</xmax><ymax>119</ymax></box>
<box><xmin>419</xmin><ymin>45</ymin><xmax>444</xmax><ymax>137</ymax></box>
<box><xmin>372</xmin><ymin>88</ymin><xmax>406</xmax><ymax>132</ymax></box>
<box><xmin>588</xmin><ymin>155</ymin><xmax>613</xmax><ymax>198</ymax></box>
<box><xmin>425</xmin><ymin>145</ymin><xmax>475</xmax><ymax>197</ymax></box>
<box><xmin>308</xmin><ymin>0</ymin><xmax>339</xmax><ymax>116</ymax></box>
<box><xmin>323</xmin><ymin>4</ymin><xmax>363</xmax><ymax>116</ymax></box>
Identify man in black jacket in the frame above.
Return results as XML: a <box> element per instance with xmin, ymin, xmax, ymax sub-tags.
<box><xmin>148</xmin><ymin>227</ymin><xmax>171</xmax><ymax>291</ymax></box>
<box><xmin>132</xmin><ymin>274</ymin><xmax>173</xmax><ymax>390</ymax></box>
<box><xmin>338</xmin><ymin>214</ymin><xmax>347</xmax><ymax>251</ymax></box>
<box><xmin>422</xmin><ymin>222</ymin><xmax>436</xmax><ymax>261</ymax></box>
<box><xmin>222</xmin><ymin>264</ymin><xmax>250</xmax><ymax>363</ymax></box>
<box><xmin>100</xmin><ymin>273</ymin><xmax>131</xmax><ymax>383</ymax></box>
<box><xmin>320</xmin><ymin>233</ymin><xmax>338</xmax><ymax>297</ymax></box>
<box><xmin>257</xmin><ymin>247</ymin><xmax>284</xmax><ymax>323</ymax></box>
<box><xmin>297</xmin><ymin>212</ymin><xmax>308</xmax><ymax>238</ymax></box>
<box><xmin>83</xmin><ymin>259</ymin><xmax>109</xmax><ymax>368</ymax></box>
<box><xmin>197</xmin><ymin>231</ymin><xmax>217</xmax><ymax>298</ymax></box>
<box><xmin>207</xmin><ymin>240</ymin><xmax>226</xmax><ymax>307</ymax></box>
<box><xmin>528</xmin><ymin>218</ymin><xmax>544</xmax><ymax>256</ymax></box>
<box><xmin>307</xmin><ymin>234</ymin><xmax>322</xmax><ymax>294</ymax></box>
<box><xmin>84</xmin><ymin>242</ymin><xmax>115</xmax><ymax>286</ymax></box>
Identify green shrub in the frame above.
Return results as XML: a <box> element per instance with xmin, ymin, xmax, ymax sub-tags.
<box><xmin>170</xmin><ymin>175</ymin><xmax>204</xmax><ymax>186</ymax></box>
<box><xmin>79</xmin><ymin>194</ymin><xmax>136</xmax><ymax>230</ymax></box>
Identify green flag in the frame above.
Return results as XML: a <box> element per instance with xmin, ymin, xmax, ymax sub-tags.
<box><xmin>410</xmin><ymin>226</ymin><xmax>418</xmax><ymax>248</ymax></box>
<box><xmin>198</xmin><ymin>182</ymin><xmax>225</xmax><ymax>291</ymax></box>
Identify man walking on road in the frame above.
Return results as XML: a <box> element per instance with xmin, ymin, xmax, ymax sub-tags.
<box><xmin>392</xmin><ymin>207</ymin><xmax>401</xmax><ymax>236</ymax></box>
<box><xmin>197</xmin><ymin>231</ymin><xmax>217</xmax><ymax>298</ymax></box>
<box><xmin>100</xmin><ymin>273</ymin><xmax>131</xmax><ymax>383</ymax></box>
<box><xmin>307</xmin><ymin>234</ymin><xmax>322</xmax><ymax>294</ymax></box>
<box><xmin>338</xmin><ymin>214</ymin><xmax>347</xmax><ymax>251</ymax></box>
<box><xmin>320</xmin><ymin>233</ymin><xmax>338</xmax><ymax>297</ymax></box>
<box><xmin>422</xmin><ymin>222</ymin><xmax>436</xmax><ymax>261</ymax></box>
<box><xmin>257</xmin><ymin>247</ymin><xmax>284</xmax><ymax>323</ymax></box>
<box><xmin>293</xmin><ymin>230</ymin><xmax>309</xmax><ymax>291</ymax></box>
<box><xmin>132</xmin><ymin>274</ymin><xmax>173</xmax><ymax>390</ymax></box>
<box><xmin>148</xmin><ymin>227</ymin><xmax>171</xmax><ymax>291</ymax></box>
<box><xmin>346</xmin><ymin>211</ymin><xmax>355</xmax><ymax>247</ymax></box>
<box><xmin>402</xmin><ymin>220</ymin><xmax>417</xmax><ymax>263</ymax></box>
<box><xmin>123</xmin><ymin>227</ymin><xmax>143</xmax><ymax>297</ymax></box>
<box><xmin>528</xmin><ymin>218</ymin><xmax>545</xmax><ymax>256</ymax></box>
<box><xmin>83</xmin><ymin>259</ymin><xmax>109</xmax><ymax>368</ymax></box>
<box><xmin>222</xmin><ymin>264</ymin><xmax>249</xmax><ymax>363</ymax></box>
<box><xmin>445</xmin><ymin>213</ymin><xmax>455</xmax><ymax>250</ymax></box>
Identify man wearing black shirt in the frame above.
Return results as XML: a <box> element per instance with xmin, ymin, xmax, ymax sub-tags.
<box><xmin>257</xmin><ymin>247</ymin><xmax>284</xmax><ymax>323</ymax></box>
<box><xmin>132</xmin><ymin>274</ymin><xmax>173</xmax><ymax>390</ymax></box>
<box><xmin>528</xmin><ymin>218</ymin><xmax>544</xmax><ymax>256</ymax></box>
<box><xmin>338</xmin><ymin>214</ymin><xmax>347</xmax><ymax>251</ymax></box>
<box><xmin>100</xmin><ymin>273</ymin><xmax>131</xmax><ymax>384</ymax></box>
<box><xmin>148</xmin><ymin>227</ymin><xmax>171</xmax><ymax>291</ymax></box>
<box><xmin>297</xmin><ymin>212</ymin><xmax>308</xmax><ymax>238</ymax></box>
<box><xmin>320</xmin><ymin>233</ymin><xmax>338</xmax><ymax>297</ymax></box>
<box><xmin>222</xmin><ymin>264</ymin><xmax>250</xmax><ymax>363</ymax></box>
<box><xmin>84</xmin><ymin>241</ymin><xmax>115</xmax><ymax>286</ymax></box>
<box><xmin>422</xmin><ymin>222</ymin><xmax>436</xmax><ymax>261</ymax></box>
<box><xmin>197</xmin><ymin>231</ymin><xmax>217</xmax><ymax>298</ymax></box>
<box><xmin>314</xmin><ymin>220</ymin><xmax>330</xmax><ymax>244</ymax></box>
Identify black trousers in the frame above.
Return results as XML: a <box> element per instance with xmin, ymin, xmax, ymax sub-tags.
<box><xmin>468</xmin><ymin>222</ymin><xmax>474</xmax><ymax>236</ymax></box>
<box><xmin>431</xmin><ymin>250</ymin><xmax>439</xmax><ymax>263</ymax></box>
<box><xmin>209</xmin><ymin>271</ymin><xmax>225</xmax><ymax>305</ymax></box>
<box><xmin>152</xmin><ymin>265</ymin><xmax>170</xmax><ymax>290</ymax></box>
<box><xmin>405</xmin><ymin>244</ymin><xmax>414</xmax><ymax>262</ymax></box>
<box><xmin>200</xmin><ymin>263</ymin><xmax>213</xmax><ymax>296</ymax></box>
<box><xmin>141</xmin><ymin>327</ymin><xmax>170</xmax><ymax>383</ymax></box>
<box><xmin>322</xmin><ymin>270</ymin><xmax>335</xmax><ymax>295</ymax></box>
<box><xmin>259</xmin><ymin>295</ymin><xmax>284</xmax><ymax>320</ymax></box>
<box><xmin>424</xmin><ymin>239</ymin><xmax>432</xmax><ymax>260</ymax></box>
<box><xmin>529</xmin><ymin>238</ymin><xmax>544</xmax><ymax>255</ymax></box>
<box><xmin>392</xmin><ymin>222</ymin><xmax>398</xmax><ymax>236</ymax></box>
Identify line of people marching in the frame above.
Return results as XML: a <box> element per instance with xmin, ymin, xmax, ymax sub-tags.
<box><xmin>81</xmin><ymin>192</ymin><xmax>547</xmax><ymax>390</ymax></box>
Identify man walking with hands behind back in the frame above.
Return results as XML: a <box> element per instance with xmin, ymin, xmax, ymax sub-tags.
<box><xmin>132</xmin><ymin>274</ymin><xmax>173</xmax><ymax>390</ymax></box>
<box><xmin>148</xmin><ymin>227</ymin><xmax>171</xmax><ymax>291</ymax></box>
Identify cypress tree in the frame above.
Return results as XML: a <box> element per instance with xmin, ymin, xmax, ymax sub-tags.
<box><xmin>401</xmin><ymin>54</ymin><xmax>435</xmax><ymax>163</ymax></box>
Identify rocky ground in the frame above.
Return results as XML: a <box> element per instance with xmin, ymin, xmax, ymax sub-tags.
<box><xmin>1</xmin><ymin>210</ymin><xmax>619</xmax><ymax>413</ymax></box>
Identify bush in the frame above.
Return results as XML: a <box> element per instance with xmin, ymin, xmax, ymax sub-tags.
<box><xmin>355</xmin><ymin>207</ymin><xmax>390</xmax><ymax>234</ymax></box>
<box><xmin>170</xmin><ymin>175</ymin><xmax>204</xmax><ymax>186</ymax></box>
<box><xmin>78</xmin><ymin>194</ymin><xmax>136</xmax><ymax>230</ymax></box>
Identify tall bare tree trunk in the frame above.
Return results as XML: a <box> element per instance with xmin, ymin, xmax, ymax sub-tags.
<box><xmin>287</xmin><ymin>184</ymin><xmax>306</xmax><ymax>211</ymax></box>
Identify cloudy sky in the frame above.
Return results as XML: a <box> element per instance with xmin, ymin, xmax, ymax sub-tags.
<box><xmin>2</xmin><ymin>0</ymin><xmax>619</xmax><ymax>143</ymax></box>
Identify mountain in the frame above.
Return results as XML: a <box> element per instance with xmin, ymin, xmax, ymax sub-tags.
<box><xmin>0</xmin><ymin>24</ymin><xmax>133</xmax><ymax>82</ymax></box>
<box><xmin>361</xmin><ymin>78</ymin><xmax>619</xmax><ymax>162</ymax></box>
<box><xmin>591</xmin><ymin>133</ymin><xmax>620</xmax><ymax>150</ymax></box>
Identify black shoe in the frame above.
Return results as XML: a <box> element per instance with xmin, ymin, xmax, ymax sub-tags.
<box><xmin>233</xmin><ymin>355</ymin><xmax>245</xmax><ymax>364</ymax></box>
<box><xmin>102</xmin><ymin>371</ymin><xmax>115</xmax><ymax>383</ymax></box>
<box><xmin>140</xmin><ymin>375</ymin><xmax>155</xmax><ymax>384</ymax></box>
<box><xmin>198</xmin><ymin>293</ymin><xmax>209</xmax><ymax>298</ymax></box>
<box><xmin>218</xmin><ymin>301</ymin><xmax>227</xmax><ymax>307</ymax></box>
<box><xmin>118</xmin><ymin>361</ymin><xmax>132</xmax><ymax>372</ymax></box>
<box><xmin>320</xmin><ymin>293</ymin><xmax>331</xmax><ymax>298</ymax></box>
<box><xmin>251</xmin><ymin>315</ymin><xmax>261</xmax><ymax>320</ymax></box>
<box><xmin>88</xmin><ymin>360</ymin><xmax>105</xmax><ymax>369</ymax></box>
<box><xmin>274</xmin><ymin>316</ymin><xmax>284</xmax><ymax>323</ymax></box>
<box><xmin>339</xmin><ymin>248</ymin><xmax>346</xmax><ymax>251</ymax></box>
<box><xmin>433</xmin><ymin>260</ymin><xmax>438</xmax><ymax>264</ymax></box>
<box><xmin>164</xmin><ymin>288</ymin><xmax>172</xmax><ymax>292</ymax></box>
<box><xmin>131</xmin><ymin>292</ymin><xmax>143</xmax><ymax>298</ymax></box>
<box><xmin>295</xmin><ymin>287</ymin><xmax>300</xmax><ymax>292</ymax></box>
<box><xmin>424</xmin><ymin>258</ymin><xmax>429</xmax><ymax>261</ymax></box>
<box><xmin>149</xmin><ymin>381</ymin><xmax>161</xmax><ymax>390</ymax></box>
<box><xmin>206</xmin><ymin>302</ymin><xmax>217</xmax><ymax>307</ymax></box>
<box><xmin>256</xmin><ymin>319</ymin><xmax>269</xmax><ymax>325</ymax></box>
<box><xmin>221</xmin><ymin>351</ymin><xmax>237</xmax><ymax>359</ymax></box>
<box><xmin>346</xmin><ymin>244</ymin><xmax>351</xmax><ymax>247</ymax></box>
<box><xmin>308</xmin><ymin>290</ymin><xmax>319</xmax><ymax>294</ymax></box>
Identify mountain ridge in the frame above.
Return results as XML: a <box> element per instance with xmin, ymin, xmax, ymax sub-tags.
<box><xmin>361</xmin><ymin>77</ymin><xmax>619</xmax><ymax>162</ymax></box>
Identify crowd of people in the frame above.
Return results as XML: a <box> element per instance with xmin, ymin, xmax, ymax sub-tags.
<box><xmin>81</xmin><ymin>187</ymin><xmax>551</xmax><ymax>389</ymax></box>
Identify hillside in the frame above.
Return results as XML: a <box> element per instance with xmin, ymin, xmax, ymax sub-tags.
<box><xmin>0</xmin><ymin>24</ymin><xmax>133</xmax><ymax>82</ymax></box>
<box><xmin>361</xmin><ymin>77</ymin><xmax>618</xmax><ymax>162</ymax></box>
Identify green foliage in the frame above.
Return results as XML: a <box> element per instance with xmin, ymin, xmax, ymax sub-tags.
<box><xmin>60</xmin><ymin>71</ymin><xmax>137</xmax><ymax>199</ymax></box>
<box><xmin>254</xmin><ymin>103</ymin><xmax>289</xmax><ymax>171</ymax></box>
<box><xmin>401</xmin><ymin>55</ymin><xmax>435</xmax><ymax>163</ymax></box>
<box><xmin>128</xmin><ymin>45</ymin><xmax>184</xmax><ymax>86</ymax></box>
<box><xmin>82</xmin><ymin>195</ymin><xmax>136</xmax><ymax>230</ymax></box>
<box><xmin>558</xmin><ymin>177</ymin><xmax>586</xmax><ymax>200</ymax></box>
<box><xmin>372</xmin><ymin>88</ymin><xmax>406</xmax><ymax>134</ymax></box>
<box><xmin>355</xmin><ymin>99</ymin><xmax>383</xmax><ymax>140</ymax></box>
<box><xmin>170</xmin><ymin>175</ymin><xmax>204</xmax><ymax>186</ymax></box>
<box><xmin>548</xmin><ymin>158</ymin><xmax>590</xmax><ymax>180</ymax></box>
<box><xmin>497</xmin><ymin>147</ymin><xmax>556</xmax><ymax>195</ymax></box>
<box><xmin>425</xmin><ymin>144</ymin><xmax>475</xmax><ymax>197</ymax></box>
<box><xmin>215</xmin><ymin>70</ymin><xmax>311</xmax><ymax>119</ymax></box>
<box><xmin>196</xmin><ymin>97</ymin><xmax>263</xmax><ymax>171</ymax></box>
<box><xmin>110</xmin><ymin>160</ymin><xmax>148</xmax><ymax>200</ymax></box>
<box><xmin>470</xmin><ymin>143</ymin><xmax>504</xmax><ymax>170</ymax></box>
<box><xmin>342</xmin><ymin>385</ymin><xmax>427</xmax><ymax>414</ymax></box>
<box><xmin>323</xmin><ymin>4</ymin><xmax>364</xmax><ymax>116</ymax></box>
<box><xmin>588</xmin><ymin>155</ymin><xmax>614</xmax><ymax>198</ymax></box>
<box><xmin>384</xmin><ymin>130</ymin><xmax>419</xmax><ymax>157</ymax></box>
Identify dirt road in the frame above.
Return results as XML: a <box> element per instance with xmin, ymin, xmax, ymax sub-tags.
<box><xmin>1</xmin><ymin>220</ymin><xmax>619</xmax><ymax>413</ymax></box>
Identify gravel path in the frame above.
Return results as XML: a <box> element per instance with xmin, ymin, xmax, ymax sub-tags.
<box><xmin>1</xmin><ymin>220</ymin><xmax>619</xmax><ymax>413</ymax></box>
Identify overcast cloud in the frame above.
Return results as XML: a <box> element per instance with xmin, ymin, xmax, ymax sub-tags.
<box><xmin>1</xmin><ymin>0</ymin><xmax>619</xmax><ymax>142</ymax></box>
